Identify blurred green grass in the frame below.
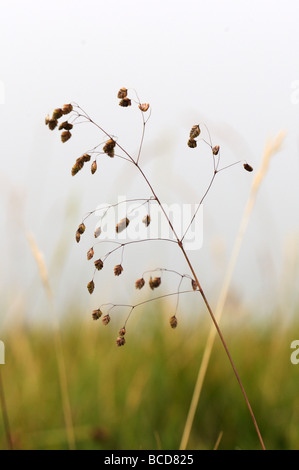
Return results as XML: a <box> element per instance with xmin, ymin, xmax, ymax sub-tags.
<box><xmin>0</xmin><ymin>304</ymin><xmax>299</xmax><ymax>450</ymax></box>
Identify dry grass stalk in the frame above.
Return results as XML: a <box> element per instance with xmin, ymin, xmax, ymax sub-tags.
<box><xmin>179</xmin><ymin>131</ymin><xmax>286</xmax><ymax>450</ymax></box>
<box><xmin>26</xmin><ymin>231</ymin><xmax>76</xmax><ymax>450</ymax></box>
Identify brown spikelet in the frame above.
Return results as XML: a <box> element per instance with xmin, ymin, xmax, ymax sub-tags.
<box><xmin>135</xmin><ymin>278</ymin><xmax>145</xmax><ymax>289</ymax></box>
<box><xmin>102</xmin><ymin>314</ymin><xmax>110</xmax><ymax>326</ymax></box>
<box><xmin>75</xmin><ymin>231</ymin><xmax>81</xmax><ymax>243</ymax></box>
<box><xmin>82</xmin><ymin>153</ymin><xmax>91</xmax><ymax>162</ymax></box>
<box><xmin>169</xmin><ymin>315</ymin><xmax>178</xmax><ymax>329</ymax></box>
<box><xmin>94</xmin><ymin>226</ymin><xmax>102</xmax><ymax>238</ymax></box>
<box><xmin>149</xmin><ymin>276</ymin><xmax>161</xmax><ymax>290</ymax></box>
<box><xmin>114</xmin><ymin>264</ymin><xmax>123</xmax><ymax>276</ymax></box>
<box><xmin>52</xmin><ymin>108</ymin><xmax>63</xmax><ymax>120</ymax></box>
<box><xmin>87</xmin><ymin>280</ymin><xmax>95</xmax><ymax>294</ymax></box>
<box><xmin>91</xmin><ymin>160</ymin><xmax>97</xmax><ymax>174</ymax></box>
<box><xmin>119</xmin><ymin>97</ymin><xmax>131</xmax><ymax>107</ymax></box>
<box><xmin>103</xmin><ymin>139</ymin><xmax>116</xmax><ymax>157</ymax></box>
<box><xmin>62</xmin><ymin>104</ymin><xmax>73</xmax><ymax>115</ymax></box>
<box><xmin>139</xmin><ymin>103</ymin><xmax>150</xmax><ymax>112</ymax></box>
<box><xmin>191</xmin><ymin>279</ymin><xmax>198</xmax><ymax>291</ymax></box>
<box><xmin>59</xmin><ymin>121</ymin><xmax>73</xmax><ymax>131</ymax></box>
<box><xmin>212</xmin><ymin>145</ymin><xmax>220</xmax><ymax>155</ymax></box>
<box><xmin>48</xmin><ymin>118</ymin><xmax>58</xmax><ymax>130</ymax></box>
<box><xmin>45</xmin><ymin>114</ymin><xmax>50</xmax><ymax>125</ymax></box>
<box><xmin>61</xmin><ymin>130</ymin><xmax>72</xmax><ymax>143</ymax></box>
<box><xmin>116</xmin><ymin>336</ymin><xmax>126</xmax><ymax>346</ymax></box>
<box><xmin>116</xmin><ymin>217</ymin><xmax>130</xmax><ymax>233</ymax></box>
<box><xmin>87</xmin><ymin>247</ymin><xmax>94</xmax><ymax>260</ymax></box>
<box><xmin>119</xmin><ymin>327</ymin><xmax>126</xmax><ymax>336</ymax></box>
<box><xmin>189</xmin><ymin>125</ymin><xmax>200</xmax><ymax>139</ymax></box>
<box><xmin>77</xmin><ymin>223</ymin><xmax>86</xmax><ymax>234</ymax></box>
<box><xmin>243</xmin><ymin>163</ymin><xmax>253</xmax><ymax>172</ymax></box>
<box><xmin>94</xmin><ymin>258</ymin><xmax>104</xmax><ymax>271</ymax></box>
<box><xmin>117</xmin><ymin>87</ymin><xmax>128</xmax><ymax>99</ymax></box>
<box><xmin>142</xmin><ymin>214</ymin><xmax>151</xmax><ymax>227</ymax></box>
<box><xmin>187</xmin><ymin>138</ymin><xmax>197</xmax><ymax>148</ymax></box>
<box><xmin>92</xmin><ymin>309</ymin><xmax>102</xmax><ymax>320</ymax></box>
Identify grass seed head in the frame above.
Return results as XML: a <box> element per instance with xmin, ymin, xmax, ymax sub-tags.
<box><xmin>191</xmin><ymin>279</ymin><xmax>197</xmax><ymax>291</ymax></box>
<box><xmin>59</xmin><ymin>121</ymin><xmax>73</xmax><ymax>131</ymax></box>
<box><xmin>243</xmin><ymin>163</ymin><xmax>253</xmax><ymax>172</ymax></box>
<box><xmin>62</xmin><ymin>104</ymin><xmax>73</xmax><ymax>114</ymax></box>
<box><xmin>87</xmin><ymin>247</ymin><xmax>94</xmax><ymax>260</ymax></box>
<box><xmin>116</xmin><ymin>336</ymin><xmax>126</xmax><ymax>346</ymax></box>
<box><xmin>119</xmin><ymin>97</ymin><xmax>131</xmax><ymax>107</ymax></box>
<box><xmin>116</xmin><ymin>217</ymin><xmax>130</xmax><ymax>233</ymax></box>
<box><xmin>187</xmin><ymin>138</ymin><xmax>197</xmax><ymax>148</ymax></box>
<box><xmin>138</xmin><ymin>103</ymin><xmax>150</xmax><ymax>112</ymax></box>
<box><xmin>87</xmin><ymin>280</ymin><xmax>95</xmax><ymax>294</ymax></box>
<box><xmin>103</xmin><ymin>139</ymin><xmax>116</xmax><ymax>158</ymax></box>
<box><xmin>142</xmin><ymin>214</ymin><xmax>151</xmax><ymax>227</ymax></box>
<box><xmin>94</xmin><ymin>258</ymin><xmax>104</xmax><ymax>270</ymax></box>
<box><xmin>135</xmin><ymin>278</ymin><xmax>145</xmax><ymax>289</ymax></box>
<box><xmin>189</xmin><ymin>125</ymin><xmax>201</xmax><ymax>139</ymax></box>
<box><xmin>114</xmin><ymin>264</ymin><xmax>123</xmax><ymax>276</ymax></box>
<box><xmin>117</xmin><ymin>87</ymin><xmax>128</xmax><ymax>99</ymax></box>
<box><xmin>61</xmin><ymin>130</ymin><xmax>72</xmax><ymax>143</ymax></box>
<box><xmin>102</xmin><ymin>314</ymin><xmax>110</xmax><ymax>326</ymax></box>
<box><xmin>169</xmin><ymin>315</ymin><xmax>178</xmax><ymax>329</ymax></box>
<box><xmin>149</xmin><ymin>276</ymin><xmax>161</xmax><ymax>290</ymax></box>
<box><xmin>48</xmin><ymin>118</ymin><xmax>58</xmax><ymax>130</ymax></box>
<box><xmin>77</xmin><ymin>223</ymin><xmax>86</xmax><ymax>234</ymax></box>
<box><xmin>91</xmin><ymin>160</ymin><xmax>97</xmax><ymax>174</ymax></box>
<box><xmin>52</xmin><ymin>108</ymin><xmax>63</xmax><ymax>120</ymax></box>
<box><xmin>212</xmin><ymin>145</ymin><xmax>220</xmax><ymax>155</ymax></box>
<box><xmin>92</xmin><ymin>309</ymin><xmax>102</xmax><ymax>320</ymax></box>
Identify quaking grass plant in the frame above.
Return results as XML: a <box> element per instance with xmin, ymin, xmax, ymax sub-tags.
<box><xmin>45</xmin><ymin>88</ymin><xmax>265</xmax><ymax>449</ymax></box>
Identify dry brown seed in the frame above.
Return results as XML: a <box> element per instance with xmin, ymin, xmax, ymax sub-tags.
<box><xmin>59</xmin><ymin>121</ymin><xmax>73</xmax><ymax>131</ymax></box>
<box><xmin>91</xmin><ymin>160</ymin><xmax>97</xmax><ymax>174</ymax></box>
<box><xmin>117</xmin><ymin>87</ymin><xmax>128</xmax><ymax>99</ymax></box>
<box><xmin>243</xmin><ymin>163</ymin><xmax>253</xmax><ymax>172</ymax></box>
<box><xmin>169</xmin><ymin>315</ymin><xmax>178</xmax><ymax>329</ymax></box>
<box><xmin>92</xmin><ymin>309</ymin><xmax>102</xmax><ymax>320</ymax></box>
<box><xmin>94</xmin><ymin>226</ymin><xmax>102</xmax><ymax>238</ymax></box>
<box><xmin>142</xmin><ymin>215</ymin><xmax>151</xmax><ymax>227</ymax></box>
<box><xmin>102</xmin><ymin>314</ymin><xmax>110</xmax><ymax>326</ymax></box>
<box><xmin>119</xmin><ymin>327</ymin><xmax>126</xmax><ymax>336</ymax></box>
<box><xmin>116</xmin><ymin>336</ymin><xmax>126</xmax><ymax>347</ymax></box>
<box><xmin>82</xmin><ymin>153</ymin><xmax>91</xmax><ymax>162</ymax></box>
<box><xmin>119</xmin><ymin>97</ymin><xmax>131</xmax><ymax>107</ymax></box>
<box><xmin>149</xmin><ymin>276</ymin><xmax>161</xmax><ymax>290</ymax></box>
<box><xmin>52</xmin><ymin>108</ymin><xmax>63</xmax><ymax>120</ymax></box>
<box><xmin>191</xmin><ymin>279</ymin><xmax>198</xmax><ymax>291</ymax></box>
<box><xmin>189</xmin><ymin>125</ymin><xmax>201</xmax><ymax>139</ymax></box>
<box><xmin>212</xmin><ymin>145</ymin><xmax>220</xmax><ymax>155</ymax></box>
<box><xmin>77</xmin><ymin>223</ymin><xmax>86</xmax><ymax>234</ymax></box>
<box><xmin>45</xmin><ymin>114</ymin><xmax>50</xmax><ymax>125</ymax></box>
<box><xmin>61</xmin><ymin>130</ymin><xmax>72</xmax><ymax>143</ymax></box>
<box><xmin>187</xmin><ymin>138</ymin><xmax>197</xmax><ymax>148</ymax></box>
<box><xmin>94</xmin><ymin>258</ymin><xmax>104</xmax><ymax>270</ymax></box>
<box><xmin>87</xmin><ymin>247</ymin><xmax>94</xmax><ymax>260</ymax></box>
<box><xmin>71</xmin><ymin>161</ymin><xmax>83</xmax><ymax>176</ymax></box>
<box><xmin>116</xmin><ymin>217</ymin><xmax>130</xmax><ymax>233</ymax></box>
<box><xmin>62</xmin><ymin>104</ymin><xmax>73</xmax><ymax>115</ymax></box>
<box><xmin>87</xmin><ymin>280</ymin><xmax>95</xmax><ymax>294</ymax></box>
<box><xmin>75</xmin><ymin>230</ymin><xmax>81</xmax><ymax>243</ymax></box>
<box><xmin>135</xmin><ymin>278</ymin><xmax>145</xmax><ymax>290</ymax></box>
<box><xmin>138</xmin><ymin>103</ymin><xmax>150</xmax><ymax>112</ymax></box>
<box><xmin>103</xmin><ymin>139</ymin><xmax>116</xmax><ymax>158</ymax></box>
<box><xmin>114</xmin><ymin>264</ymin><xmax>123</xmax><ymax>276</ymax></box>
<box><xmin>48</xmin><ymin>118</ymin><xmax>58</xmax><ymax>130</ymax></box>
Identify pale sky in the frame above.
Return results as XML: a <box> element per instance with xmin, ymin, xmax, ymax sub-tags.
<box><xmin>0</xmin><ymin>0</ymin><xmax>298</xmax><ymax>324</ymax></box>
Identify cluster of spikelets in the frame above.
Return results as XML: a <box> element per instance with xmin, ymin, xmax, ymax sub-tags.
<box><xmin>187</xmin><ymin>124</ymin><xmax>253</xmax><ymax>172</ymax></box>
<box><xmin>45</xmin><ymin>104</ymin><xmax>73</xmax><ymax>142</ymax></box>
